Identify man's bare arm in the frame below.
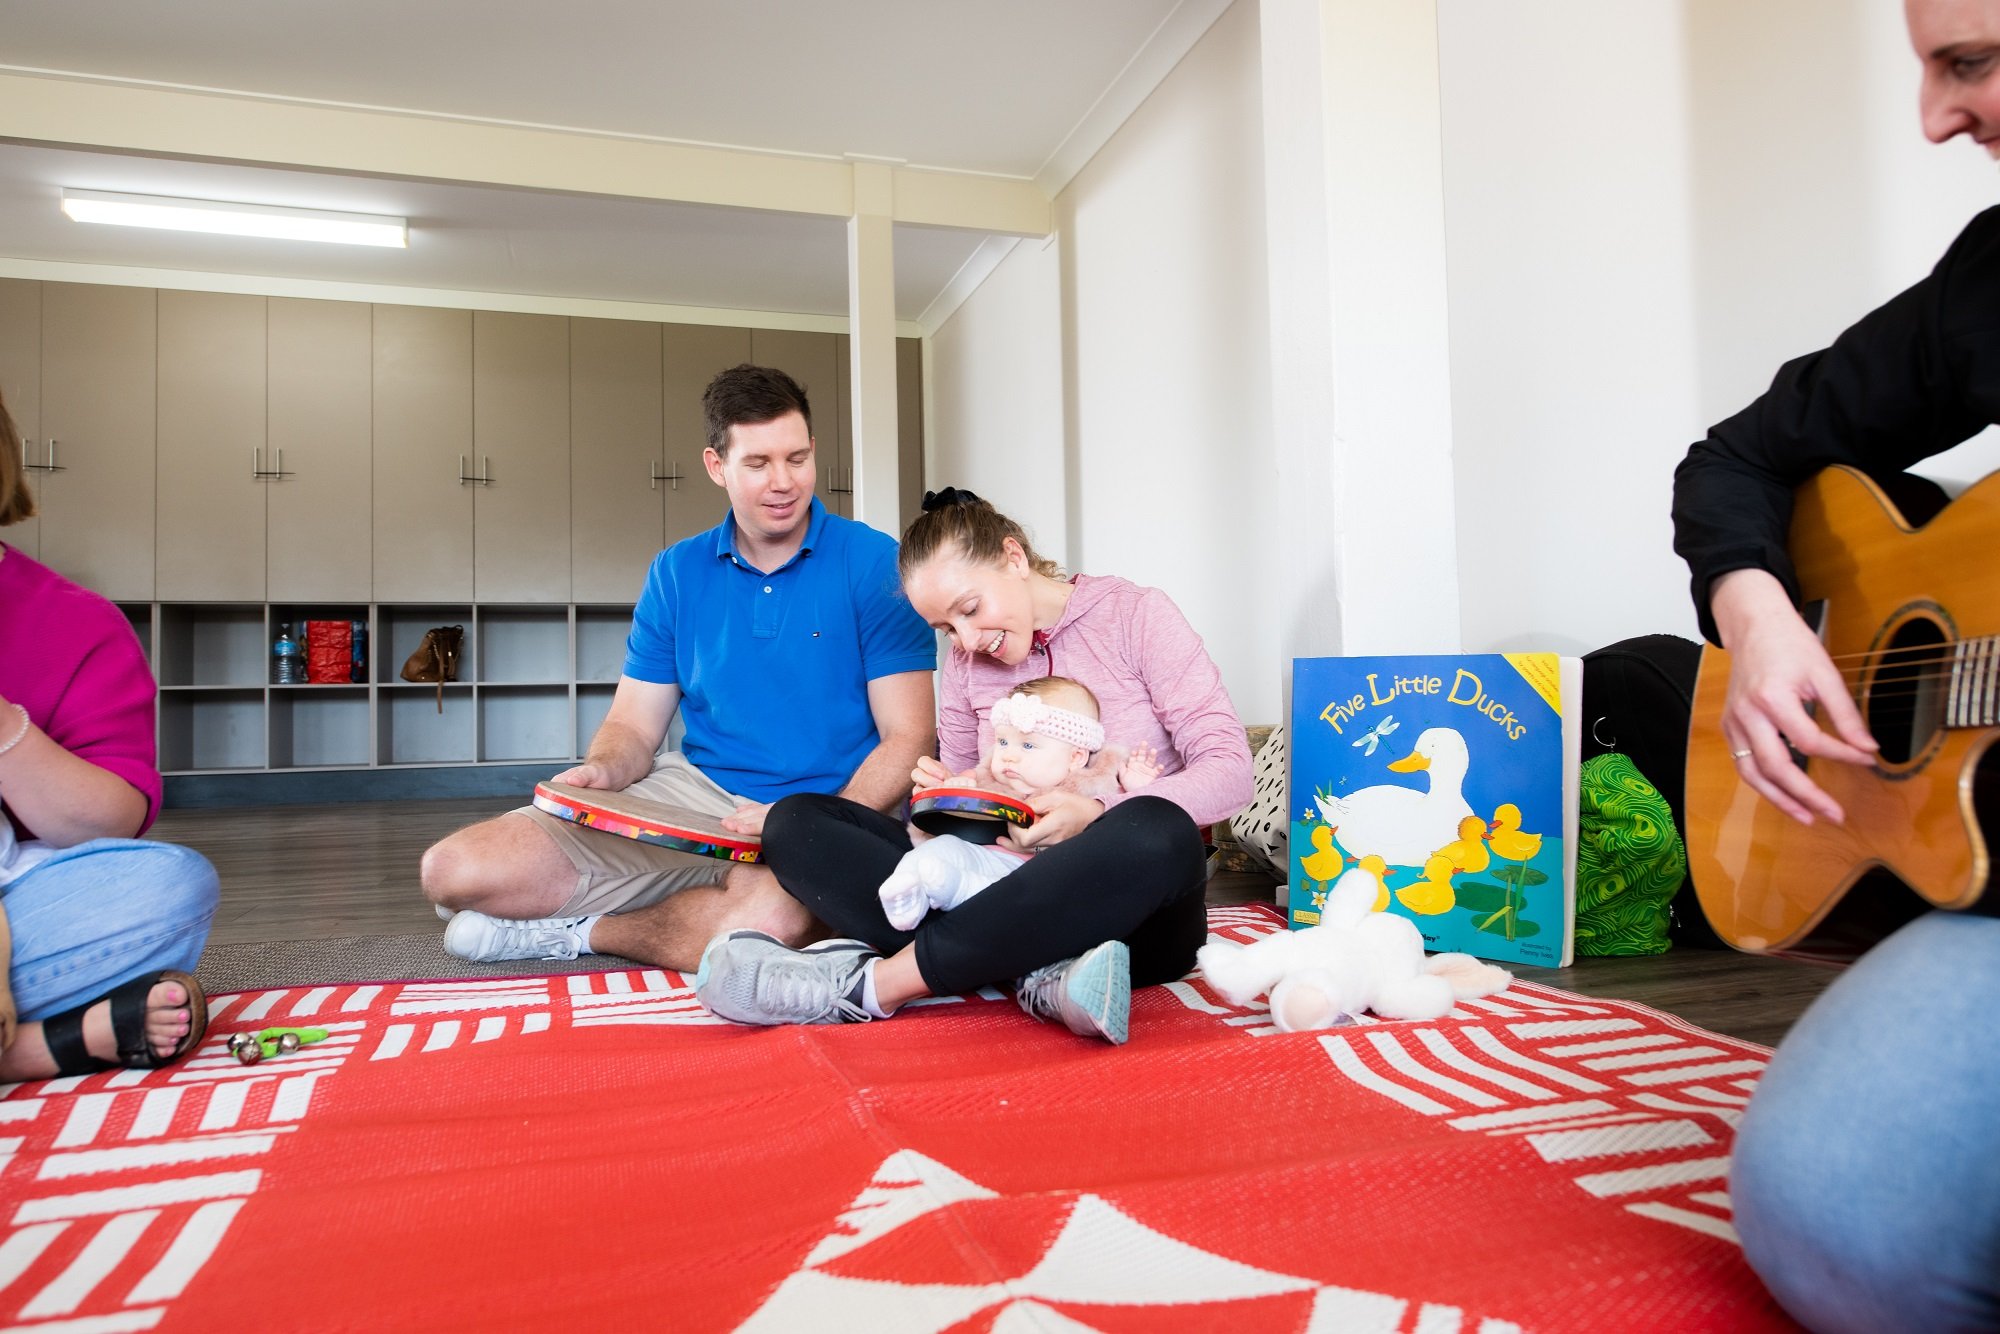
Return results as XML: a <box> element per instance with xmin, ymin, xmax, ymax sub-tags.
<box><xmin>840</xmin><ymin>670</ymin><xmax>937</xmax><ymax>814</ymax></box>
<box><xmin>550</xmin><ymin>678</ymin><xmax>681</xmax><ymax>790</ymax></box>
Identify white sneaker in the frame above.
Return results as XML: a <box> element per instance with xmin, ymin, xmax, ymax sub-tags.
<box><xmin>434</xmin><ymin>904</ymin><xmax>456</xmax><ymax>922</ymax></box>
<box><xmin>694</xmin><ymin>931</ymin><xmax>879</xmax><ymax>1025</ymax></box>
<box><xmin>443</xmin><ymin>910</ymin><xmax>593</xmax><ymax>963</ymax></box>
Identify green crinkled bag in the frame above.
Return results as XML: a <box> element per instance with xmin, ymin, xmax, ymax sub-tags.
<box><xmin>1574</xmin><ymin>752</ymin><xmax>1686</xmax><ymax>956</ymax></box>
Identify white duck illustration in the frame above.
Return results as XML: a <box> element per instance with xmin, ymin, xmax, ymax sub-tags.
<box><xmin>1314</xmin><ymin>726</ymin><xmax>1475</xmax><ymax>867</ymax></box>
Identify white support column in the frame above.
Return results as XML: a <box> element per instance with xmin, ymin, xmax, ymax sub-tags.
<box><xmin>1260</xmin><ymin>0</ymin><xmax>1462</xmax><ymax>704</ymax></box>
<box><xmin>847</xmin><ymin>161</ymin><xmax>901</xmax><ymax>536</ymax></box>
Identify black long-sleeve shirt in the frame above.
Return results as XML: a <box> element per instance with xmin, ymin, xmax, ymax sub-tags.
<box><xmin>1672</xmin><ymin>204</ymin><xmax>2000</xmax><ymax>645</ymax></box>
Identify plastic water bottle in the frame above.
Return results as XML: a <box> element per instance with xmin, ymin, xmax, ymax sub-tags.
<box><xmin>273</xmin><ymin>623</ymin><xmax>302</xmax><ymax>685</ymax></box>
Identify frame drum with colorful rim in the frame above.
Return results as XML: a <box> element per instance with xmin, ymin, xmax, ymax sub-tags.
<box><xmin>909</xmin><ymin>786</ymin><xmax>1036</xmax><ymax>845</ymax></box>
<box><xmin>531</xmin><ymin>781</ymin><xmax>762</xmax><ymax>863</ymax></box>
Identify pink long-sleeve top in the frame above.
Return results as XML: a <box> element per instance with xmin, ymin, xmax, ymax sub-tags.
<box><xmin>0</xmin><ymin>545</ymin><xmax>162</xmax><ymax>837</ymax></box>
<box><xmin>938</xmin><ymin>574</ymin><xmax>1253</xmax><ymax>829</ymax></box>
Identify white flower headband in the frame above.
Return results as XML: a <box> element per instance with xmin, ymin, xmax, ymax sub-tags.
<box><xmin>989</xmin><ymin>691</ymin><xmax>1105</xmax><ymax>752</ymax></box>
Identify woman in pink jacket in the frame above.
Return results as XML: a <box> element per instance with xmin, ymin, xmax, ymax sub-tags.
<box><xmin>0</xmin><ymin>390</ymin><xmax>217</xmax><ymax>1081</ymax></box>
<box><xmin>696</xmin><ymin>489</ymin><xmax>1253</xmax><ymax>1043</ymax></box>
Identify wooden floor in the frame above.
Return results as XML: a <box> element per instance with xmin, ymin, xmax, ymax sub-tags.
<box><xmin>154</xmin><ymin>796</ymin><xmax>1841</xmax><ymax>1048</ymax></box>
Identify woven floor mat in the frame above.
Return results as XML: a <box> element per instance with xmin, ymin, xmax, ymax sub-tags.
<box><xmin>0</xmin><ymin>904</ymin><xmax>1792</xmax><ymax>1332</ymax></box>
<box><xmin>194</xmin><ymin>931</ymin><xmax>633</xmax><ymax>993</ymax></box>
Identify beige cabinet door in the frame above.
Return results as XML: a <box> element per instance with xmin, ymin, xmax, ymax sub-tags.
<box><xmin>157</xmin><ymin>290</ymin><xmax>267</xmax><ymax>601</ymax></box>
<box><xmin>747</xmin><ymin>328</ymin><xmax>839</xmax><ymax>521</ymax></box>
<box><xmin>898</xmin><ymin>336</ymin><xmax>925</xmax><ymax>536</ymax></box>
<box><xmin>39</xmin><ymin>283</ymin><xmax>156</xmax><ymax>601</ymax></box>
<box><xmin>473</xmin><ymin>311</ymin><xmax>570</xmax><ymax>602</ymax></box>
<box><xmin>830</xmin><ymin>335</ymin><xmax>854</xmax><ymax>520</ymax></box>
<box><xmin>0</xmin><ymin>279</ymin><xmax>41</xmax><ymax>560</ymax></box>
<box><xmin>268</xmin><ymin>298</ymin><xmax>372</xmax><ymax>601</ymax></box>
<box><xmin>373</xmin><ymin>304</ymin><xmax>473</xmax><ymax>602</ymax></box>
<box><xmin>663</xmin><ymin>323</ymin><xmax>751</xmax><ymax>547</ymax></box>
<box><xmin>570</xmin><ymin>318</ymin><xmax>663</xmax><ymax>603</ymax></box>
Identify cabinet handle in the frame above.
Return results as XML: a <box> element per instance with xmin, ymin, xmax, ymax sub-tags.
<box><xmin>830</xmin><ymin>466</ymin><xmax>852</xmax><ymax>496</ymax></box>
<box><xmin>252</xmin><ymin>447</ymin><xmax>292</xmax><ymax>480</ymax></box>
<box><xmin>458</xmin><ymin>454</ymin><xmax>493</xmax><ymax>486</ymax></box>
<box><xmin>651</xmin><ymin>461</ymin><xmax>684</xmax><ymax>491</ymax></box>
<box><xmin>25</xmin><ymin>439</ymin><xmax>64</xmax><ymax>473</ymax></box>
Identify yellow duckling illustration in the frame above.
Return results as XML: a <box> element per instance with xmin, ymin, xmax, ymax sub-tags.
<box><xmin>1436</xmin><ymin>814</ymin><xmax>1491</xmax><ymax>874</ymax></box>
<box><xmin>1357</xmin><ymin>854</ymin><xmax>1391</xmax><ymax>912</ymax></box>
<box><xmin>1395</xmin><ymin>854</ymin><xmax>1458</xmax><ymax>916</ymax></box>
<box><xmin>1299</xmin><ymin>824</ymin><xmax>1345</xmax><ymax>889</ymax></box>
<box><xmin>1488</xmin><ymin>803</ymin><xmax>1543</xmax><ymax>862</ymax></box>
<box><xmin>1312</xmin><ymin>727</ymin><xmax>1475</xmax><ymax>867</ymax></box>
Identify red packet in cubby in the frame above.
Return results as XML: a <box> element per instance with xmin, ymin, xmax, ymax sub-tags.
<box><xmin>305</xmin><ymin>620</ymin><xmax>354</xmax><ymax>683</ymax></box>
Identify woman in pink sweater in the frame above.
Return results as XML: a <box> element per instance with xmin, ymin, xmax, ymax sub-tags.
<box><xmin>0</xmin><ymin>391</ymin><xmax>217</xmax><ymax>1081</ymax></box>
<box><xmin>696</xmin><ymin>489</ymin><xmax>1253</xmax><ymax>1043</ymax></box>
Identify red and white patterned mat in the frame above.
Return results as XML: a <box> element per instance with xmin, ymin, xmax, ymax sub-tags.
<box><xmin>0</xmin><ymin>905</ymin><xmax>1793</xmax><ymax>1332</ymax></box>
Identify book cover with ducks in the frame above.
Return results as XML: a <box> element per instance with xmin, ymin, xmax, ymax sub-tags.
<box><xmin>1288</xmin><ymin>653</ymin><xmax>1581</xmax><ymax>967</ymax></box>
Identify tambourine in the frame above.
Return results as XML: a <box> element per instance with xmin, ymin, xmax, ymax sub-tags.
<box><xmin>909</xmin><ymin>785</ymin><xmax>1036</xmax><ymax>845</ymax></box>
<box><xmin>531</xmin><ymin>781</ymin><xmax>762</xmax><ymax>863</ymax></box>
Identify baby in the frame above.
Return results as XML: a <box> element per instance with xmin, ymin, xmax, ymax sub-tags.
<box><xmin>879</xmin><ymin>676</ymin><xmax>1160</xmax><ymax>931</ymax></box>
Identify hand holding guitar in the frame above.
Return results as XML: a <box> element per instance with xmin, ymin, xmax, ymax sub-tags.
<box><xmin>1709</xmin><ymin>568</ymin><xmax>1878</xmax><ymax>825</ymax></box>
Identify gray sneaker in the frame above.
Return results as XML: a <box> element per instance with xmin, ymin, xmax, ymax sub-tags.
<box><xmin>695</xmin><ymin>930</ymin><xmax>879</xmax><ymax>1026</ymax></box>
<box><xmin>443</xmin><ymin>910</ymin><xmax>591</xmax><ymax>962</ymax></box>
<box><xmin>1015</xmin><ymin>940</ymin><xmax>1131</xmax><ymax>1044</ymax></box>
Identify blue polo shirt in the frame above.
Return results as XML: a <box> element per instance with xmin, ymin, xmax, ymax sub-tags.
<box><xmin>623</xmin><ymin>497</ymin><xmax>937</xmax><ymax>803</ymax></box>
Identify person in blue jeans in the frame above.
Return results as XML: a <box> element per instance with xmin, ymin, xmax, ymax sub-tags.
<box><xmin>1672</xmin><ymin>3</ymin><xmax>2000</xmax><ymax>1326</ymax></box>
<box><xmin>0</xmin><ymin>390</ymin><xmax>218</xmax><ymax>1081</ymax></box>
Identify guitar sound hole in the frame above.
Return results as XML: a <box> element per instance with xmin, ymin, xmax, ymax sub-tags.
<box><xmin>1865</xmin><ymin>617</ymin><xmax>1948</xmax><ymax>765</ymax></box>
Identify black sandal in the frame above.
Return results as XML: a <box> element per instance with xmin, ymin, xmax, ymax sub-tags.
<box><xmin>41</xmin><ymin>969</ymin><xmax>210</xmax><ymax>1076</ymax></box>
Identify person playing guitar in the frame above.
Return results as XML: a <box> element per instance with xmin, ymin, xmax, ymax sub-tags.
<box><xmin>1670</xmin><ymin>3</ymin><xmax>2000</xmax><ymax>1328</ymax></box>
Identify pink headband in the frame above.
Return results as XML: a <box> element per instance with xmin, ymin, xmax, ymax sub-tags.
<box><xmin>989</xmin><ymin>692</ymin><xmax>1105</xmax><ymax>751</ymax></box>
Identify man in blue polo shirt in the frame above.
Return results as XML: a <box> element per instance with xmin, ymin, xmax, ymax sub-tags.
<box><xmin>420</xmin><ymin>364</ymin><xmax>937</xmax><ymax>972</ymax></box>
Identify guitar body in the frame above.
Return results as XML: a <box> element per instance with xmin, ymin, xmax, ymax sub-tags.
<box><xmin>1687</xmin><ymin>465</ymin><xmax>2000</xmax><ymax>952</ymax></box>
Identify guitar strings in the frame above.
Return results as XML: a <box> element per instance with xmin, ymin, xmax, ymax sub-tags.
<box><xmin>1821</xmin><ymin>639</ymin><xmax>2000</xmax><ymax>666</ymax></box>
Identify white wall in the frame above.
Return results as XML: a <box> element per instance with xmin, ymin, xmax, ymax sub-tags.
<box><xmin>1439</xmin><ymin>1</ymin><xmax>1707</xmax><ymax>654</ymax></box>
<box><xmin>1056</xmin><ymin>0</ymin><xmax>1274</xmax><ymax>719</ymax></box>
<box><xmin>1442</xmin><ymin>0</ymin><xmax>2000</xmax><ymax>655</ymax></box>
<box><xmin>930</xmin><ymin>0</ymin><xmax>1276</xmax><ymax>720</ymax></box>
<box><xmin>925</xmin><ymin>236</ymin><xmax>1069</xmax><ymax>565</ymax></box>
<box><xmin>933</xmin><ymin>0</ymin><xmax>2000</xmax><ymax>712</ymax></box>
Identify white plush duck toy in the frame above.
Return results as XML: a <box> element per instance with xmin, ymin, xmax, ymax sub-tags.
<box><xmin>1198</xmin><ymin>862</ymin><xmax>1511</xmax><ymax>1030</ymax></box>
<box><xmin>1313</xmin><ymin>726</ymin><xmax>1475</xmax><ymax>867</ymax></box>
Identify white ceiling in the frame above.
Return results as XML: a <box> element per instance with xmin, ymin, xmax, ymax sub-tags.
<box><xmin>0</xmin><ymin>0</ymin><xmax>1203</xmax><ymax>321</ymax></box>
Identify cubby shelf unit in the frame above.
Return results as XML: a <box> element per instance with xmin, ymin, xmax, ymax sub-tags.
<box><xmin>123</xmin><ymin>603</ymin><xmax>635</xmax><ymax>776</ymax></box>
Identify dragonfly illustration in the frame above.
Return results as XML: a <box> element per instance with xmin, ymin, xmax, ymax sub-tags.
<box><xmin>1351</xmin><ymin>714</ymin><xmax>1399</xmax><ymax>757</ymax></box>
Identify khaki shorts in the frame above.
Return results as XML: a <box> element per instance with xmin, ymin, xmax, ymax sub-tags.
<box><xmin>516</xmin><ymin>752</ymin><xmax>751</xmax><ymax>917</ymax></box>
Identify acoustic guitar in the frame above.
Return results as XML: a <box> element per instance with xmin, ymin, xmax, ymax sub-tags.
<box><xmin>1686</xmin><ymin>465</ymin><xmax>1999</xmax><ymax>952</ymax></box>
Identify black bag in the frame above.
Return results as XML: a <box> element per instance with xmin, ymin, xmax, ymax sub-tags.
<box><xmin>1579</xmin><ymin>633</ymin><xmax>1716</xmax><ymax>944</ymax></box>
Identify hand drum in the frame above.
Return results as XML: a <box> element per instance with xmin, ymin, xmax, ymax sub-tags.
<box><xmin>532</xmin><ymin>781</ymin><xmax>762</xmax><ymax>863</ymax></box>
<box><xmin>909</xmin><ymin>786</ymin><xmax>1036</xmax><ymax>846</ymax></box>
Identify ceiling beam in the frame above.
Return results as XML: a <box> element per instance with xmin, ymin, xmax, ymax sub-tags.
<box><xmin>0</xmin><ymin>72</ymin><xmax>1052</xmax><ymax>237</ymax></box>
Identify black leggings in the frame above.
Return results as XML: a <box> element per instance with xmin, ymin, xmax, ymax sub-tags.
<box><xmin>761</xmin><ymin>792</ymin><xmax>1209</xmax><ymax>997</ymax></box>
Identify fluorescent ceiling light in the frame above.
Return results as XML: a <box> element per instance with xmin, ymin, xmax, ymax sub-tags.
<box><xmin>60</xmin><ymin>188</ymin><xmax>408</xmax><ymax>248</ymax></box>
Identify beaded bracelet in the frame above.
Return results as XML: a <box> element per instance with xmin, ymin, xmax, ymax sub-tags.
<box><xmin>0</xmin><ymin>702</ymin><xmax>30</xmax><ymax>758</ymax></box>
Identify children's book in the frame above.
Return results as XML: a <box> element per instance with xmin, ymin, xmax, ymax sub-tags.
<box><xmin>1287</xmin><ymin>653</ymin><xmax>1581</xmax><ymax>967</ymax></box>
